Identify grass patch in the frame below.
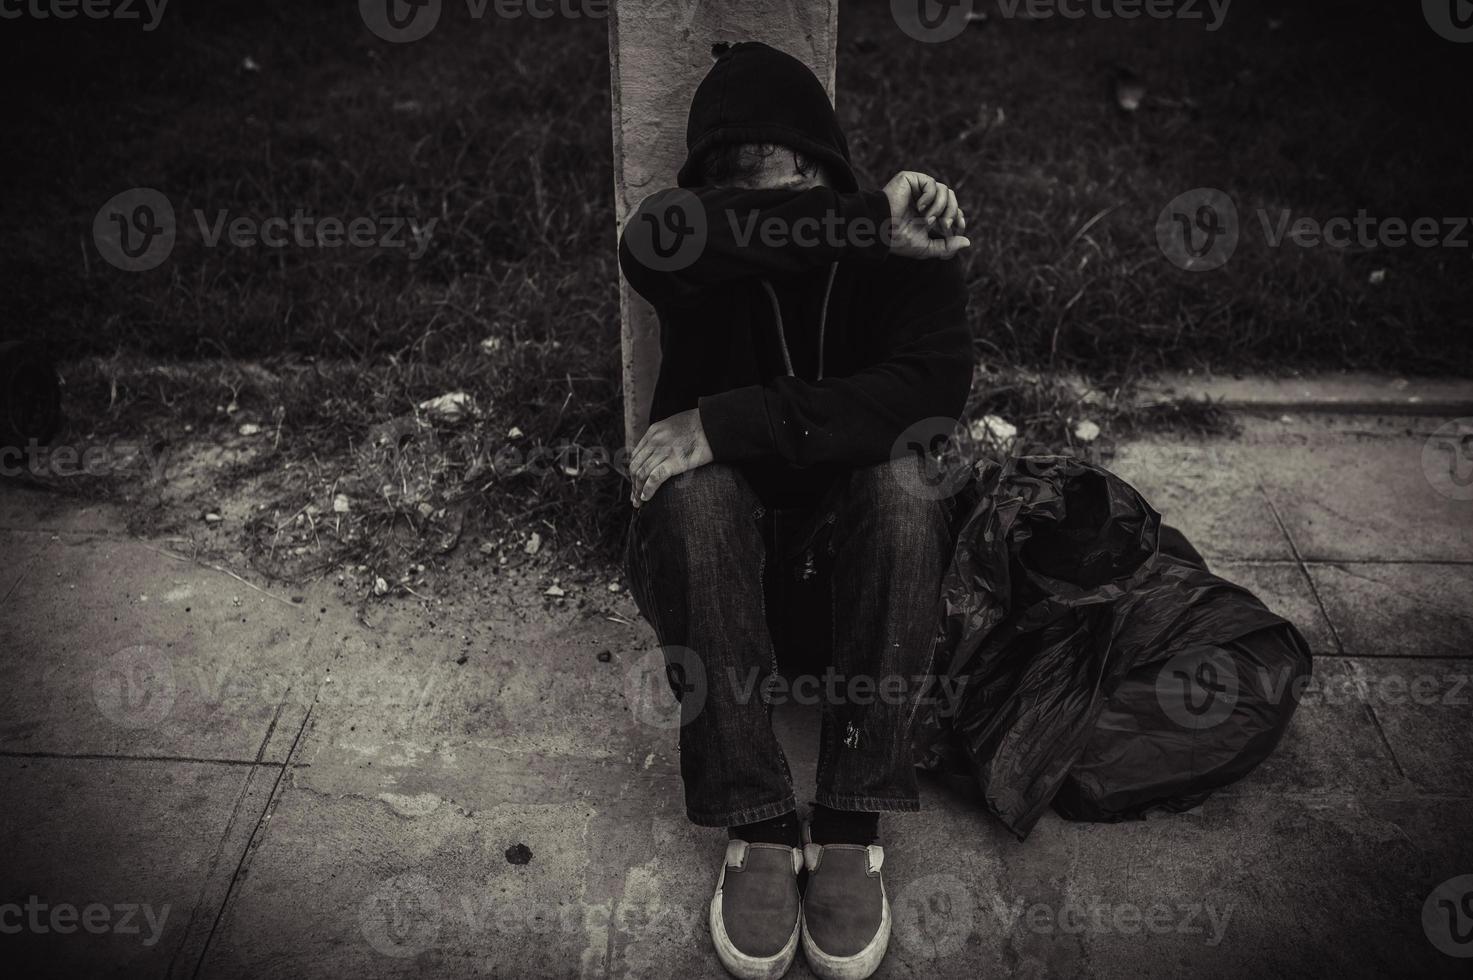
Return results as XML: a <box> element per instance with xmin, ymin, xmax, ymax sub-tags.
<box><xmin>1</xmin><ymin>0</ymin><xmax>1466</xmax><ymax>578</ymax></box>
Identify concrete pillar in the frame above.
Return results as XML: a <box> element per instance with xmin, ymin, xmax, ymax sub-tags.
<box><xmin>608</xmin><ymin>0</ymin><xmax>840</xmax><ymax>448</ymax></box>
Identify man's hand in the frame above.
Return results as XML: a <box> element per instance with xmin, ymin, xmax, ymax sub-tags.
<box><xmin>882</xmin><ymin>171</ymin><xmax>970</xmax><ymax>260</ymax></box>
<box><xmin>629</xmin><ymin>408</ymin><xmax>714</xmax><ymax>507</ymax></box>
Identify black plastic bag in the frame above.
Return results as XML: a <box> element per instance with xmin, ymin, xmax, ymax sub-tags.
<box><xmin>913</xmin><ymin>455</ymin><xmax>1312</xmax><ymax>839</ymax></box>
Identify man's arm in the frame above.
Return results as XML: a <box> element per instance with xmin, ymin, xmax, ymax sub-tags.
<box><xmin>618</xmin><ymin>186</ymin><xmax>891</xmax><ymax>309</ymax></box>
<box><xmin>618</xmin><ymin>173</ymin><xmax>970</xmax><ymax>310</ymax></box>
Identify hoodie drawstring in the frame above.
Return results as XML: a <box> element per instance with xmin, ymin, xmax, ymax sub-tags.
<box><xmin>815</xmin><ymin>262</ymin><xmax>836</xmax><ymax>381</ymax></box>
<box><xmin>758</xmin><ymin>279</ymin><xmax>795</xmax><ymax>377</ymax></box>
<box><xmin>758</xmin><ymin>262</ymin><xmax>838</xmax><ymax>382</ymax></box>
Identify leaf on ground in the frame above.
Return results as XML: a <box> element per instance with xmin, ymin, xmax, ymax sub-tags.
<box><xmin>971</xmin><ymin>414</ymin><xmax>1018</xmax><ymax>444</ymax></box>
<box><xmin>418</xmin><ymin>391</ymin><xmax>475</xmax><ymax>423</ymax></box>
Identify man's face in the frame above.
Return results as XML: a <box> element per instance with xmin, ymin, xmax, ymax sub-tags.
<box><xmin>725</xmin><ymin>144</ymin><xmax>829</xmax><ymax>191</ymax></box>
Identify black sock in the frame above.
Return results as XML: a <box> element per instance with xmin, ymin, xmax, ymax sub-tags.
<box><xmin>809</xmin><ymin>805</ymin><xmax>879</xmax><ymax>845</ymax></box>
<box><xmin>729</xmin><ymin>812</ymin><xmax>801</xmax><ymax>848</ymax></box>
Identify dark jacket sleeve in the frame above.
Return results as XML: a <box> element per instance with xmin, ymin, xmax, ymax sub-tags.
<box><xmin>696</xmin><ymin>257</ymin><xmax>974</xmax><ymax>467</ymax></box>
<box><xmin>618</xmin><ymin>186</ymin><xmax>892</xmax><ymax>309</ymax></box>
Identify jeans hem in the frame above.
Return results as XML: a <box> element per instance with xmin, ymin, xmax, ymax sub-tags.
<box><xmin>813</xmin><ymin>793</ymin><xmax>920</xmax><ymax>813</ymax></box>
<box><xmin>687</xmin><ymin>797</ymin><xmax>798</xmax><ymax>828</ymax></box>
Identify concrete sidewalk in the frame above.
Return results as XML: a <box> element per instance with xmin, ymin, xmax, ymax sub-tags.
<box><xmin>1</xmin><ymin>412</ymin><xmax>1471</xmax><ymax>978</ymax></box>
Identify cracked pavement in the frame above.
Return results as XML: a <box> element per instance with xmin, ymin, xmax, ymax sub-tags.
<box><xmin>1</xmin><ymin>412</ymin><xmax>1471</xmax><ymax>977</ymax></box>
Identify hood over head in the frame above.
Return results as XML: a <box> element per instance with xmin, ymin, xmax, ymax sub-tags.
<box><xmin>676</xmin><ymin>41</ymin><xmax>858</xmax><ymax>193</ymax></box>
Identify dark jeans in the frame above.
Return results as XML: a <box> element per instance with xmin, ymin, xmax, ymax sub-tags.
<box><xmin>624</xmin><ymin>461</ymin><xmax>953</xmax><ymax>827</ymax></box>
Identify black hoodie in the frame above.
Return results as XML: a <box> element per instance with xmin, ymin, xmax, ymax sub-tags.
<box><xmin>618</xmin><ymin>41</ymin><xmax>973</xmax><ymax>504</ymax></box>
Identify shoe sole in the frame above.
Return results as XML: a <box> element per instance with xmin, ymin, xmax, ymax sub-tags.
<box><xmin>709</xmin><ymin>877</ymin><xmax>801</xmax><ymax>980</ymax></box>
<box><xmin>799</xmin><ymin>883</ymin><xmax>891</xmax><ymax>980</ymax></box>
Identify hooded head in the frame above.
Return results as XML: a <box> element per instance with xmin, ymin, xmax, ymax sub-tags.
<box><xmin>676</xmin><ymin>41</ymin><xmax>859</xmax><ymax>193</ymax></box>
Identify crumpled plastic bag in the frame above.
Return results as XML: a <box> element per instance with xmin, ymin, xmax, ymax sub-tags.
<box><xmin>913</xmin><ymin>454</ymin><xmax>1312</xmax><ymax>838</ymax></box>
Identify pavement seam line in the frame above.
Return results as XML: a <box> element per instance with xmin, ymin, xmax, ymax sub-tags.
<box><xmin>1247</xmin><ymin>481</ymin><xmax>1420</xmax><ymax>777</ymax></box>
<box><xmin>1343</xmin><ymin>659</ymin><xmax>1410</xmax><ymax>783</ymax></box>
<box><xmin>1254</xmin><ymin>488</ymin><xmax>1416</xmax><ymax>782</ymax></box>
<box><xmin>190</xmin><ymin>615</ymin><xmax>360</xmax><ymax>978</ymax></box>
<box><xmin>183</xmin><ymin>611</ymin><xmax>331</xmax><ymax>979</ymax></box>
<box><xmin>1255</xmin><ymin>481</ymin><xmax>1347</xmax><ymax>657</ymax></box>
<box><xmin>2</xmin><ymin>563</ymin><xmax>30</xmax><ymax>603</ymax></box>
<box><xmin>165</xmin><ymin>762</ymin><xmax>279</xmax><ymax>980</ymax></box>
<box><xmin>0</xmin><ymin>750</ymin><xmax>280</xmax><ymax>767</ymax></box>
<box><xmin>189</xmin><ymin>702</ymin><xmax>318</xmax><ymax>980</ymax></box>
